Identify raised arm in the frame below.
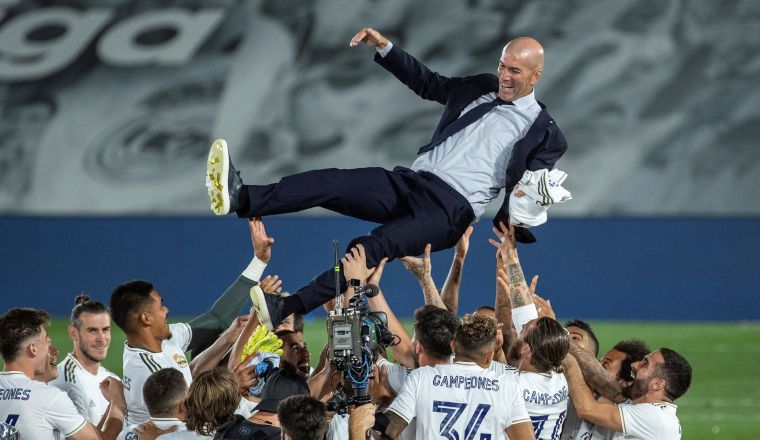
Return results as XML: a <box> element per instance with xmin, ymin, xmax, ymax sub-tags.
<box><xmin>568</xmin><ymin>342</ymin><xmax>626</xmax><ymax>403</ymax></box>
<box><xmin>489</xmin><ymin>222</ymin><xmax>537</xmax><ymax>334</ymax></box>
<box><xmin>440</xmin><ymin>226</ymin><xmax>473</xmax><ymax>314</ymax></box>
<box><xmin>190</xmin><ymin>315</ymin><xmax>248</xmax><ymax>375</ymax></box>
<box><xmin>400</xmin><ymin>244</ymin><xmax>447</xmax><ymax>309</ymax></box>
<box><xmin>562</xmin><ymin>354</ymin><xmax>623</xmax><ymax>431</ymax></box>
<box><xmin>187</xmin><ymin>218</ymin><xmax>272</xmax><ymax>354</ymax></box>
<box><xmin>364</xmin><ymin>257</ymin><xmax>415</xmax><ymax>369</ymax></box>
<box><xmin>350</xmin><ymin>27</ymin><xmax>458</xmax><ymax>104</ymax></box>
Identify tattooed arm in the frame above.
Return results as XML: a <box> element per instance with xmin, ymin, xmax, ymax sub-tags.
<box><xmin>489</xmin><ymin>222</ymin><xmax>535</xmax><ymax>308</ymax></box>
<box><xmin>440</xmin><ymin>226</ymin><xmax>473</xmax><ymax>314</ymax></box>
<box><xmin>569</xmin><ymin>342</ymin><xmax>626</xmax><ymax>403</ymax></box>
<box><xmin>562</xmin><ymin>354</ymin><xmax>624</xmax><ymax>430</ymax></box>
<box><xmin>400</xmin><ymin>243</ymin><xmax>447</xmax><ymax>310</ymax></box>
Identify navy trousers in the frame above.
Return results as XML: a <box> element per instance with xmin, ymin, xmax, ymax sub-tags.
<box><xmin>239</xmin><ymin>166</ymin><xmax>474</xmax><ymax>314</ymax></box>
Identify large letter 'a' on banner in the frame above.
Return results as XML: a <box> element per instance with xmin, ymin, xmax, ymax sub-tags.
<box><xmin>97</xmin><ymin>8</ymin><xmax>225</xmax><ymax>66</ymax></box>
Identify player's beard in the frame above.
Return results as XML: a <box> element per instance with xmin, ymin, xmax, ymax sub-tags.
<box><xmin>79</xmin><ymin>337</ymin><xmax>107</xmax><ymax>363</ymax></box>
<box><xmin>507</xmin><ymin>340</ymin><xmax>524</xmax><ymax>367</ymax></box>
<box><xmin>623</xmin><ymin>376</ymin><xmax>650</xmax><ymax>401</ymax></box>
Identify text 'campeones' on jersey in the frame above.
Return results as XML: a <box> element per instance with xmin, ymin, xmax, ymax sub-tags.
<box><xmin>387</xmin><ymin>362</ymin><xmax>530</xmax><ymax>440</ymax></box>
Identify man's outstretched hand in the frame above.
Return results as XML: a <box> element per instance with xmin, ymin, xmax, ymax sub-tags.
<box><xmin>349</xmin><ymin>27</ymin><xmax>389</xmax><ymax>49</ymax></box>
<box><xmin>249</xmin><ymin>217</ymin><xmax>274</xmax><ymax>263</ymax></box>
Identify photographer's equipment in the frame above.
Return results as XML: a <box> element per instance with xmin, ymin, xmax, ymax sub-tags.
<box><xmin>326</xmin><ymin>241</ymin><xmax>397</xmax><ymax>412</ymax></box>
<box><xmin>0</xmin><ymin>423</ymin><xmax>19</xmax><ymax>440</ymax></box>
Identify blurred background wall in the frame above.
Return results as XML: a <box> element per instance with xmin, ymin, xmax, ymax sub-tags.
<box><xmin>1</xmin><ymin>0</ymin><xmax>758</xmax><ymax>318</ymax></box>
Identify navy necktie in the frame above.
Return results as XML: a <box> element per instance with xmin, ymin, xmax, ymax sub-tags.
<box><xmin>417</xmin><ymin>97</ymin><xmax>513</xmax><ymax>155</ymax></box>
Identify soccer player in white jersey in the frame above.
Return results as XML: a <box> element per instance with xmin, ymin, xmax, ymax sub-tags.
<box><xmin>348</xmin><ymin>314</ymin><xmax>535</xmax><ymax>440</ymax></box>
<box><xmin>127</xmin><ymin>368</ymin><xmax>211</xmax><ymax>440</ymax></box>
<box><xmin>563</xmin><ymin>347</ymin><xmax>692</xmax><ymax>440</ymax></box>
<box><xmin>51</xmin><ymin>296</ymin><xmax>120</xmax><ymax>425</ymax></box>
<box><xmin>111</xmin><ymin>218</ymin><xmax>275</xmax><ymax>429</ymax></box>
<box><xmin>489</xmin><ymin>222</ymin><xmax>571</xmax><ymax>440</ymax></box>
<box><xmin>561</xmin><ymin>339</ymin><xmax>649</xmax><ymax>440</ymax></box>
<box><xmin>0</xmin><ymin>308</ymin><xmax>123</xmax><ymax>440</ymax></box>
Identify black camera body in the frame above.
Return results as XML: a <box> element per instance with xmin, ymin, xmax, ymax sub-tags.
<box><xmin>326</xmin><ymin>284</ymin><xmax>395</xmax><ymax>410</ymax></box>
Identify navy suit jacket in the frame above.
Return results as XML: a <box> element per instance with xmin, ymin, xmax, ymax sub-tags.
<box><xmin>375</xmin><ymin>45</ymin><xmax>568</xmax><ymax>243</ymax></box>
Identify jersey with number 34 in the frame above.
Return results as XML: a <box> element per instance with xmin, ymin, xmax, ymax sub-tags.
<box><xmin>387</xmin><ymin>362</ymin><xmax>530</xmax><ymax>440</ymax></box>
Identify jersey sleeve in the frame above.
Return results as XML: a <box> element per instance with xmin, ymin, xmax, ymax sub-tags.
<box><xmin>170</xmin><ymin>322</ymin><xmax>193</xmax><ymax>352</ymax></box>
<box><xmin>386</xmin><ymin>368</ymin><xmax>422</xmax><ymax>423</ymax></box>
<box><xmin>377</xmin><ymin>359</ymin><xmax>410</xmax><ymax>394</ymax></box>
<box><xmin>620</xmin><ymin>403</ymin><xmax>663</xmax><ymax>438</ymax></box>
<box><xmin>65</xmin><ymin>383</ymin><xmax>93</xmax><ymax>421</ymax></box>
<box><xmin>503</xmin><ymin>377</ymin><xmax>531</xmax><ymax>427</ymax></box>
<box><xmin>45</xmin><ymin>390</ymin><xmax>88</xmax><ymax>437</ymax></box>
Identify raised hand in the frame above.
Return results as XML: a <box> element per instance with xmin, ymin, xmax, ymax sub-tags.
<box><xmin>221</xmin><ymin>315</ymin><xmax>250</xmax><ymax>345</ymax></box>
<box><xmin>367</xmin><ymin>257</ymin><xmax>389</xmax><ymax>287</ymax></box>
<box><xmin>341</xmin><ymin>244</ymin><xmax>370</xmax><ymax>282</ymax></box>
<box><xmin>248</xmin><ymin>217</ymin><xmax>275</xmax><ymax>263</ymax></box>
<box><xmin>349</xmin><ymin>27</ymin><xmax>389</xmax><ymax>49</ymax></box>
<box><xmin>232</xmin><ymin>354</ymin><xmax>258</xmax><ymax>390</ymax></box>
<box><xmin>400</xmin><ymin>243</ymin><xmax>433</xmax><ymax>282</ymax></box>
<box><xmin>489</xmin><ymin>221</ymin><xmax>517</xmax><ymax>263</ymax></box>
<box><xmin>455</xmin><ymin>226</ymin><xmax>474</xmax><ymax>257</ymax></box>
<box><xmin>259</xmin><ymin>275</ymin><xmax>283</xmax><ymax>294</ymax></box>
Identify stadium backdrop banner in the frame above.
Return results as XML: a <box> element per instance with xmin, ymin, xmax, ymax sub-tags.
<box><xmin>1</xmin><ymin>1</ymin><xmax>759</xmax><ymax>215</ymax></box>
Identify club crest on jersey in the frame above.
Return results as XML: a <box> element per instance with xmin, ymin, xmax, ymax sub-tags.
<box><xmin>173</xmin><ymin>353</ymin><xmax>188</xmax><ymax>368</ymax></box>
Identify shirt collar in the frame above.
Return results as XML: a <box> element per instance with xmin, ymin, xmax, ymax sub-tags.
<box><xmin>510</xmin><ymin>90</ymin><xmax>537</xmax><ymax>109</ymax></box>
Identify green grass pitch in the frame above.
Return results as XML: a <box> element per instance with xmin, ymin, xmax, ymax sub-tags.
<box><xmin>4</xmin><ymin>318</ymin><xmax>758</xmax><ymax>439</ymax></box>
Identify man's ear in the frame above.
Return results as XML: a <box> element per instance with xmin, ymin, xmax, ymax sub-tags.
<box><xmin>652</xmin><ymin>377</ymin><xmax>667</xmax><ymax>393</ymax></box>
<box><xmin>26</xmin><ymin>342</ymin><xmax>38</xmax><ymax>358</ymax></box>
<box><xmin>283</xmin><ymin>431</ymin><xmax>293</xmax><ymax>440</ymax></box>
<box><xmin>177</xmin><ymin>399</ymin><xmax>187</xmax><ymax>420</ymax></box>
<box><xmin>530</xmin><ymin>69</ymin><xmax>543</xmax><ymax>86</ymax></box>
<box><xmin>138</xmin><ymin>310</ymin><xmax>152</xmax><ymax>326</ymax></box>
<box><xmin>520</xmin><ymin>343</ymin><xmax>531</xmax><ymax>357</ymax></box>
<box><xmin>68</xmin><ymin>325</ymin><xmax>78</xmax><ymax>341</ymax></box>
<box><xmin>449</xmin><ymin>340</ymin><xmax>456</xmax><ymax>356</ymax></box>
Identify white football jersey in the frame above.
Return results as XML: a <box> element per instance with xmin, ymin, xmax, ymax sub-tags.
<box><xmin>559</xmin><ymin>401</ymin><xmax>681</xmax><ymax>440</ymax></box>
<box><xmin>609</xmin><ymin>402</ymin><xmax>681</xmax><ymax>440</ymax></box>
<box><xmin>49</xmin><ymin>353</ymin><xmax>119</xmax><ymax>424</ymax></box>
<box><xmin>0</xmin><ymin>371</ymin><xmax>87</xmax><ymax>439</ymax></box>
<box><xmin>387</xmin><ymin>362</ymin><xmax>530</xmax><ymax>440</ymax></box>
<box><xmin>374</xmin><ymin>359</ymin><xmax>417</xmax><ymax>440</ymax></box>
<box><xmin>119</xmin><ymin>417</ymin><xmax>211</xmax><ymax>440</ymax></box>
<box><xmin>122</xmin><ymin>323</ymin><xmax>192</xmax><ymax>427</ymax></box>
<box><xmin>490</xmin><ymin>362</ymin><xmax>569</xmax><ymax>440</ymax></box>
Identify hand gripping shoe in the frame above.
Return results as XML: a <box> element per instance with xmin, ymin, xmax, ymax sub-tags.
<box><xmin>206</xmin><ymin>139</ymin><xmax>243</xmax><ymax>215</ymax></box>
<box><xmin>250</xmin><ymin>285</ymin><xmax>285</xmax><ymax>331</ymax></box>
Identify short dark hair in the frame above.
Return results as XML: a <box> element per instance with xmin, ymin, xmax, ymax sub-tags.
<box><xmin>657</xmin><ymin>348</ymin><xmax>692</xmax><ymax>401</ymax></box>
<box><xmin>110</xmin><ymin>280</ymin><xmax>155</xmax><ymax>333</ymax></box>
<box><xmin>526</xmin><ymin>317</ymin><xmax>570</xmax><ymax>372</ymax></box>
<box><xmin>0</xmin><ymin>308</ymin><xmax>51</xmax><ymax>362</ymax></box>
<box><xmin>612</xmin><ymin>339</ymin><xmax>650</xmax><ymax>383</ymax></box>
<box><xmin>455</xmin><ymin>314</ymin><xmax>496</xmax><ymax>358</ymax></box>
<box><xmin>565</xmin><ymin>319</ymin><xmax>600</xmax><ymax>357</ymax></box>
<box><xmin>292</xmin><ymin>313</ymin><xmax>305</xmax><ymax>333</ymax></box>
<box><xmin>413</xmin><ymin>305</ymin><xmax>458</xmax><ymax>359</ymax></box>
<box><xmin>278</xmin><ymin>395</ymin><xmax>328</xmax><ymax>440</ymax></box>
<box><xmin>275</xmin><ymin>329</ymin><xmax>296</xmax><ymax>339</ymax></box>
<box><xmin>143</xmin><ymin>368</ymin><xmax>188</xmax><ymax>417</ymax></box>
<box><xmin>475</xmin><ymin>305</ymin><xmax>495</xmax><ymax>313</ymax></box>
<box><xmin>70</xmin><ymin>295</ymin><xmax>109</xmax><ymax>330</ymax></box>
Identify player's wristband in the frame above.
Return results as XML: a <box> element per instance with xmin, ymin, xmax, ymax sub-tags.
<box><xmin>372</xmin><ymin>412</ymin><xmax>390</xmax><ymax>436</ymax></box>
<box><xmin>348</xmin><ymin>279</ymin><xmax>361</xmax><ymax>288</ymax></box>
